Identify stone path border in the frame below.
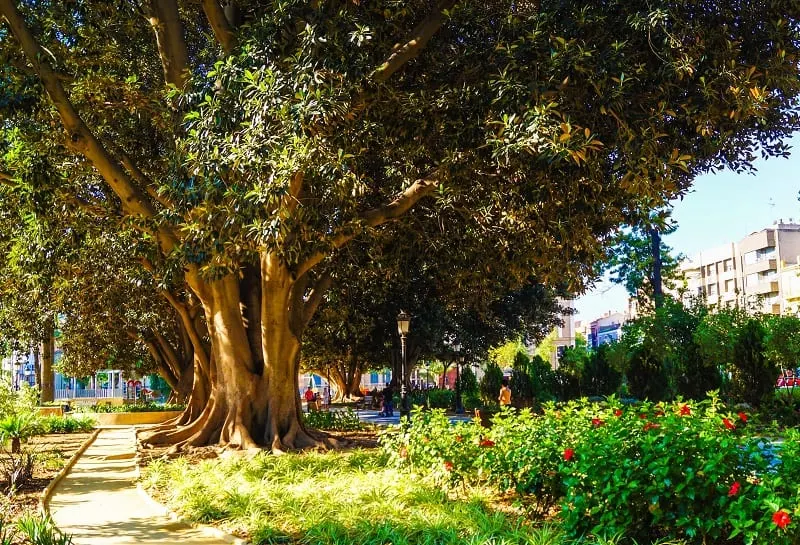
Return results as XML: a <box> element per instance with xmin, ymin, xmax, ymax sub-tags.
<box><xmin>39</xmin><ymin>428</ymin><xmax>101</xmax><ymax>515</ymax></box>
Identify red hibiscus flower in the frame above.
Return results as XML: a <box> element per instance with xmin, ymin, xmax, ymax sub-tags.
<box><xmin>399</xmin><ymin>447</ymin><xmax>408</xmax><ymax>458</ymax></box>
<box><xmin>773</xmin><ymin>510</ymin><xmax>791</xmax><ymax>529</ymax></box>
<box><xmin>614</xmin><ymin>409</ymin><xmax>623</xmax><ymax>417</ymax></box>
<box><xmin>563</xmin><ymin>448</ymin><xmax>575</xmax><ymax>461</ymax></box>
<box><xmin>655</xmin><ymin>410</ymin><xmax>665</xmax><ymax>417</ymax></box>
<box><xmin>738</xmin><ymin>412</ymin><xmax>748</xmax><ymax>423</ymax></box>
<box><xmin>443</xmin><ymin>461</ymin><xmax>453</xmax><ymax>472</ymax></box>
<box><xmin>639</xmin><ymin>413</ymin><xmax>648</xmax><ymax>420</ymax></box>
<box><xmin>455</xmin><ymin>435</ymin><xmax>463</xmax><ymax>443</ymax></box>
<box><xmin>591</xmin><ymin>418</ymin><xmax>604</xmax><ymax>427</ymax></box>
<box><xmin>679</xmin><ymin>405</ymin><xmax>691</xmax><ymax>416</ymax></box>
<box><xmin>728</xmin><ymin>481</ymin><xmax>740</xmax><ymax>497</ymax></box>
<box><xmin>480</xmin><ymin>439</ymin><xmax>495</xmax><ymax>447</ymax></box>
<box><xmin>722</xmin><ymin>418</ymin><xmax>735</xmax><ymax>430</ymax></box>
<box><xmin>643</xmin><ymin>422</ymin><xmax>660</xmax><ymax>432</ymax></box>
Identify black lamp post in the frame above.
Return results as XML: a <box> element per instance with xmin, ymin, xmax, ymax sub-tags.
<box><xmin>454</xmin><ymin>343</ymin><xmax>464</xmax><ymax>414</ymax></box>
<box><xmin>397</xmin><ymin>311</ymin><xmax>411</xmax><ymax>418</ymax></box>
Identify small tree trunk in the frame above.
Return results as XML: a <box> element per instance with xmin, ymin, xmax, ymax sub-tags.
<box><xmin>40</xmin><ymin>322</ymin><xmax>55</xmax><ymax>403</ymax></box>
<box><xmin>650</xmin><ymin>228</ymin><xmax>664</xmax><ymax>309</ymax></box>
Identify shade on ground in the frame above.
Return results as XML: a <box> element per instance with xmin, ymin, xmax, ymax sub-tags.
<box><xmin>48</xmin><ymin>427</ymin><xmax>231</xmax><ymax>545</ymax></box>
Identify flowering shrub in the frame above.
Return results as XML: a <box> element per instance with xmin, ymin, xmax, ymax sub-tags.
<box><xmin>381</xmin><ymin>398</ymin><xmax>800</xmax><ymax>544</ymax></box>
<box><xmin>379</xmin><ymin>409</ymin><xmax>483</xmax><ymax>484</ymax></box>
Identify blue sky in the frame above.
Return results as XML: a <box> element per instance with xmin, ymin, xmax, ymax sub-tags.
<box><xmin>573</xmin><ymin>133</ymin><xmax>800</xmax><ymax>323</ymax></box>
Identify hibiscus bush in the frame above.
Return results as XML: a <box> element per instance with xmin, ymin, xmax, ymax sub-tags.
<box><xmin>380</xmin><ymin>398</ymin><xmax>800</xmax><ymax>544</ymax></box>
<box><xmin>560</xmin><ymin>397</ymin><xmax>762</xmax><ymax>542</ymax></box>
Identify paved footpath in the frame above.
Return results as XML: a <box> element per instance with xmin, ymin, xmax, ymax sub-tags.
<box><xmin>49</xmin><ymin>427</ymin><xmax>232</xmax><ymax>545</ymax></box>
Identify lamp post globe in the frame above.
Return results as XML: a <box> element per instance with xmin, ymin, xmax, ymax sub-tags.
<box><xmin>397</xmin><ymin>311</ymin><xmax>411</xmax><ymax>419</ymax></box>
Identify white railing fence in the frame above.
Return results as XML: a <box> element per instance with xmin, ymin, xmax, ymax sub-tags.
<box><xmin>54</xmin><ymin>387</ymin><xmax>126</xmax><ymax>400</ymax></box>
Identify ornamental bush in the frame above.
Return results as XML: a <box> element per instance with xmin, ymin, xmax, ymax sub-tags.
<box><xmin>381</xmin><ymin>399</ymin><xmax>800</xmax><ymax>544</ymax></box>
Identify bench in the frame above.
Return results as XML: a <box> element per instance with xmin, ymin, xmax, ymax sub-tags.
<box><xmin>355</xmin><ymin>396</ymin><xmax>373</xmax><ymax>410</ymax></box>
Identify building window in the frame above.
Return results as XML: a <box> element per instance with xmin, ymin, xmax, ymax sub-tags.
<box><xmin>725</xmin><ymin>279</ymin><xmax>735</xmax><ymax>292</ymax></box>
<box><xmin>708</xmin><ymin>284</ymin><xmax>718</xmax><ymax>295</ymax></box>
<box><xmin>724</xmin><ymin>259</ymin><xmax>734</xmax><ymax>272</ymax></box>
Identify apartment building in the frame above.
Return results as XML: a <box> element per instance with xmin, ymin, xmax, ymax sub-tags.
<box><xmin>587</xmin><ymin>311</ymin><xmax>629</xmax><ymax>348</ymax></box>
<box><xmin>680</xmin><ymin>220</ymin><xmax>800</xmax><ymax>314</ymax></box>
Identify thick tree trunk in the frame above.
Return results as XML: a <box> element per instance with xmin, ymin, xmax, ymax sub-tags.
<box><xmin>141</xmin><ymin>256</ymin><xmax>324</xmax><ymax>451</ymax></box>
<box><xmin>328</xmin><ymin>360</ymin><xmax>365</xmax><ymax>401</ymax></box>
<box><xmin>40</xmin><ymin>323</ymin><xmax>55</xmax><ymax>403</ymax></box>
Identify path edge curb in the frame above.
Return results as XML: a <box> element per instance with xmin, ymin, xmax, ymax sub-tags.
<box><xmin>133</xmin><ymin>428</ymin><xmax>250</xmax><ymax>545</ymax></box>
<box><xmin>39</xmin><ymin>427</ymin><xmax>101</xmax><ymax>516</ymax></box>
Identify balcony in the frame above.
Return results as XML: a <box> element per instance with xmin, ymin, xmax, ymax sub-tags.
<box><xmin>744</xmin><ymin>258</ymin><xmax>777</xmax><ymax>274</ymax></box>
<box><xmin>752</xmin><ymin>281</ymin><xmax>780</xmax><ymax>295</ymax></box>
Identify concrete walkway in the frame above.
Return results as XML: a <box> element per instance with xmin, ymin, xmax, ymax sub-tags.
<box><xmin>48</xmin><ymin>427</ymin><xmax>232</xmax><ymax>545</ymax></box>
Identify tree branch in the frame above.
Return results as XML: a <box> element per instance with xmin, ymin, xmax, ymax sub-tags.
<box><xmin>295</xmin><ymin>171</ymin><xmax>440</xmax><ymax>279</ymax></box>
<box><xmin>0</xmin><ymin>0</ymin><xmax>179</xmax><ymax>252</ymax></box>
<box><xmin>117</xmin><ymin>149</ymin><xmax>175</xmax><ymax>209</ymax></box>
<box><xmin>201</xmin><ymin>0</ymin><xmax>237</xmax><ymax>53</ymax></box>
<box><xmin>302</xmin><ymin>272</ymin><xmax>333</xmax><ymax>328</ymax></box>
<box><xmin>147</xmin><ymin>0</ymin><xmax>190</xmax><ymax>87</ymax></box>
<box><xmin>372</xmin><ymin>0</ymin><xmax>458</xmax><ymax>83</ymax></box>
<box><xmin>160</xmin><ymin>289</ymin><xmax>211</xmax><ymax>372</ymax></box>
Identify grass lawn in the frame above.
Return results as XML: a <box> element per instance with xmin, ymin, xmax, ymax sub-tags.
<box><xmin>141</xmin><ymin>449</ymin><xmax>667</xmax><ymax>545</ymax></box>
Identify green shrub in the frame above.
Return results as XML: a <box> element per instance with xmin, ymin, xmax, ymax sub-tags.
<box><xmin>303</xmin><ymin>409</ymin><xmax>362</xmax><ymax>431</ymax></box>
<box><xmin>75</xmin><ymin>402</ymin><xmax>185</xmax><ymax>413</ymax></box>
<box><xmin>426</xmin><ymin>388</ymin><xmax>454</xmax><ymax>409</ymax></box>
<box><xmin>39</xmin><ymin>415</ymin><xmax>95</xmax><ymax>434</ymax></box>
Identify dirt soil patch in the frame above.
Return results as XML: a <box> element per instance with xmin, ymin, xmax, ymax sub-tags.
<box><xmin>0</xmin><ymin>432</ymin><xmax>93</xmax><ymax>522</ymax></box>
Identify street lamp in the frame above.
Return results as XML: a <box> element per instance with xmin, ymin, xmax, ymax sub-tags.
<box><xmin>397</xmin><ymin>310</ymin><xmax>411</xmax><ymax>418</ymax></box>
<box><xmin>453</xmin><ymin>343</ymin><xmax>464</xmax><ymax>414</ymax></box>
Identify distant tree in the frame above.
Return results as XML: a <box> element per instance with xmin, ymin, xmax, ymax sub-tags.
<box><xmin>763</xmin><ymin>315</ymin><xmax>800</xmax><ymax>372</ymax></box>
<box><xmin>584</xmin><ymin>344</ymin><xmax>623</xmax><ymax>398</ymax></box>
<box><xmin>602</xmin><ymin>216</ymin><xmax>682</xmax><ymax>309</ymax></box>
<box><xmin>479</xmin><ymin>362</ymin><xmax>504</xmax><ymax>407</ymax></box>
<box><xmin>731</xmin><ymin>319</ymin><xmax>775</xmax><ymax>406</ymax></box>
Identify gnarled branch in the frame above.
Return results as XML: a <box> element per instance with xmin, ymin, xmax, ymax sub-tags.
<box><xmin>295</xmin><ymin>170</ymin><xmax>440</xmax><ymax>279</ymax></box>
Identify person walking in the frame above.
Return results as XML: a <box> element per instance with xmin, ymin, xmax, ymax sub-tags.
<box><xmin>322</xmin><ymin>386</ymin><xmax>331</xmax><ymax>409</ymax></box>
<box><xmin>498</xmin><ymin>378</ymin><xmax>511</xmax><ymax>407</ymax></box>
<box><xmin>380</xmin><ymin>383</ymin><xmax>394</xmax><ymax>416</ymax></box>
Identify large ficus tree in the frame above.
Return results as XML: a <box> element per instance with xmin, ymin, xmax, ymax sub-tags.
<box><xmin>1</xmin><ymin>1</ymin><xmax>799</xmax><ymax>450</ymax></box>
